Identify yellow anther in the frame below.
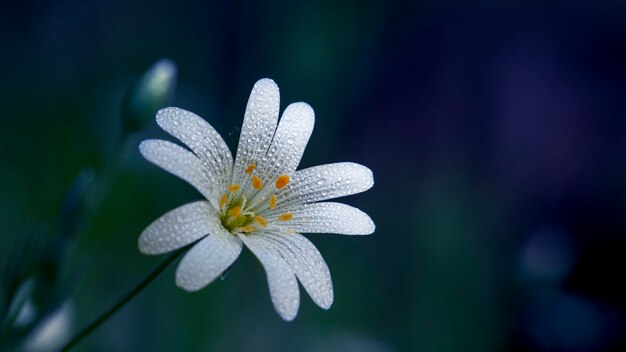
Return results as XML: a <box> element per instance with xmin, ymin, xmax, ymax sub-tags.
<box><xmin>228</xmin><ymin>184</ymin><xmax>240</xmax><ymax>192</ymax></box>
<box><xmin>278</xmin><ymin>212</ymin><xmax>293</xmax><ymax>222</ymax></box>
<box><xmin>245</xmin><ymin>164</ymin><xmax>256</xmax><ymax>174</ymax></box>
<box><xmin>232</xmin><ymin>206</ymin><xmax>241</xmax><ymax>219</ymax></box>
<box><xmin>269</xmin><ymin>194</ymin><xmax>277</xmax><ymax>209</ymax></box>
<box><xmin>219</xmin><ymin>194</ymin><xmax>228</xmax><ymax>208</ymax></box>
<box><xmin>252</xmin><ymin>175</ymin><xmax>263</xmax><ymax>190</ymax></box>
<box><xmin>275</xmin><ymin>175</ymin><xmax>290</xmax><ymax>189</ymax></box>
<box><xmin>255</xmin><ymin>215</ymin><xmax>268</xmax><ymax>227</ymax></box>
<box><xmin>241</xmin><ymin>225</ymin><xmax>256</xmax><ymax>233</ymax></box>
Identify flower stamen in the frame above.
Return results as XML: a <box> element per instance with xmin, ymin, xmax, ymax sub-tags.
<box><xmin>255</xmin><ymin>215</ymin><xmax>268</xmax><ymax>227</ymax></box>
<box><xmin>219</xmin><ymin>194</ymin><xmax>228</xmax><ymax>208</ymax></box>
<box><xmin>278</xmin><ymin>212</ymin><xmax>293</xmax><ymax>221</ymax></box>
<box><xmin>232</xmin><ymin>206</ymin><xmax>241</xmax><ymax>219</ymax></box>
<box><xmin>269</xmin><ymin>194</ymin><xmax>277</xmax><ymax>209</ymax></box>
<box><xmin>228</xmin><ymin>184</ymin><xmax>240</xmax><ymax>192</ymax></box>
<box><xmin>245</xmin><ymin>164</ymin><xmax>256</xmax><ymax>174</ymax></box>
<box><xmin>251</xmin><ymin>175</ymin><xmax>263</xmax><ymax>190</ymax></box>
<box><xmin>241</xmin><ymin>225</ymin><xmax>256</xmax><ymax>233</ymax></box>
<box><xmin>275</xmin><ymin>175</ymin><xmax>289</xmax><ymax>189</ymax></box>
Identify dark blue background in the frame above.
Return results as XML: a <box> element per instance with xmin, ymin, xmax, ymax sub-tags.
<box><xmin>1</xmin><ymin>1</ymin><xmax>626</xmax><ymax>351</ymax></box>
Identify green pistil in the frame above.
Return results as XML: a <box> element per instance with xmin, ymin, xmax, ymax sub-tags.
<box><xmin>221</xmin><ymin>196</ymin><xmax>254</xmax><ymax>233</ymax></box>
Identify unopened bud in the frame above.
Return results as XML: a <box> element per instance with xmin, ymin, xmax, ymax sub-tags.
<box><xmin>121</xmin><ymin>59</ymin><xmax>177</xmax><ymax>133</ymax></box>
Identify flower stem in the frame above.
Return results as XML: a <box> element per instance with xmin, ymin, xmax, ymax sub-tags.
<box><xmin>60</xmin><ymin>247</ymin><xmax>187</xmax><ymax>351</ymax></box>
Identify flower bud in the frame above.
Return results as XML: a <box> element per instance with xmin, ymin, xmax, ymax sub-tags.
<box><xmin>121</xmin><ymin>59</ymin><xmax>177</xmax><ymax>133</ymax></box>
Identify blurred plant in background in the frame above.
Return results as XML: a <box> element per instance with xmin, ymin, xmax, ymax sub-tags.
<box><xmin>0</xmin><ymin>59</ymin><xmax>177</xmax><ymax>351</ymax></box>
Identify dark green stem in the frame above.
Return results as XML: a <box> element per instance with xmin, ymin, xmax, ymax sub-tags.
<box><xmin>59</xmin><ymin>247</ymin><xmax>186</xmax><ymax>351</ymax></box>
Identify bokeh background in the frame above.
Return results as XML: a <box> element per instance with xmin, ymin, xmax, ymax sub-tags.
<box><xmin>2</xmin><ymin>0</ymin><xmax>626</xmax><ymax>351</ymax></box>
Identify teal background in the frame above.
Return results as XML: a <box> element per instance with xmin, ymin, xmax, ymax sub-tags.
<box><xmin>2</xmin><ymin>1</ymin><xmax>626</xmax><ymax>351</ymax></box>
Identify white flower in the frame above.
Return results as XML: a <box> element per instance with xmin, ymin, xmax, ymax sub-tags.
<box><xmin>138</xmin><ymin>78</ymin><xmax>375</xmax><ymax>321</ymax></box>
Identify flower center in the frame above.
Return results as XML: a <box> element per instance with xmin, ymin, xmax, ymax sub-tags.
<box><xmin>218</xmin><ymin>164</ymin><xmax>293</xmax><ymax>235</ymax></box>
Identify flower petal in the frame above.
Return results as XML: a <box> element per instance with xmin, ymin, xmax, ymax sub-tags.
<box><xmin>258</xmin><ymin>102</ymin><xmax>314</xmax><ymax>182</ymax></box>
<box><xmin>176</xmin><ymin>227</ymin><xmax>243</xmax><ymax>291</ymax></box>
<box><xmin>156</xmin><ymin>107</ymin><xmax>233</xmax><ymax>201</ymax></box>
<box><xmin>238</xmin><ymin>234</ymin><xmax>300</xmax><ymax>321</ymax></box>
<box><xmin>257</xmin><ymin>232</ymin><xmax>333</xmax><ymax>309</ymax></box>
<box><xmin>269</xmin><ymin>202</ymin><xmax>375</xmax><ymax>235</ymax></box>
<box><xmin>139</xmin><ymin>201</ymin><xmax>215</xmax><ymax>254</ymax></box>
<box><xmin>232</xmin><ymin>79</ymin><xmax>280</xmax><ymax>188</ymax></box>
<box><xmin>258</xmin><ymin>162</ymin><xmax>374</xmax><ymax>212</ymax></box>
<box><xmin>139</xmin><ymin>140</ymin><xmax>215</xmax><ymax>205</ymax></box>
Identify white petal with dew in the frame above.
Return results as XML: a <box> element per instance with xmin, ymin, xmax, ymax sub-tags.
<box><xmin>246</xmin><ymin>102</ymin><xmax>314</xmax><ymax>207</ymax></box>
<box><xmin>139</xmin><ymin>201</ymin><xmax>216</xmax><ymax>254</ymax></box>
<box><xmin>232</xmin><ymin>78</ymin><xmax>280</xmax><ymax>190</ymax></box>
<box><xmin>258</xmin><ymin>102</ymin><xmax>314</xmax><ymax>182</ymax></box>
<box><xmin>268</xmin><ymin>202</ymin><xmax>375</xmax><ymax>235</ymax></box>
<box><xmin>238</xmin><ymin>234</ymin><xmax>300</xmax><ymax>321</ymax></box>
<box><xmin>156</xmin><ymin>107</ymin><xmax>233</xmax><ymax>201</ymax></box>
<box><xmin>176</xmin><ymin>228</ymin><xmax>243</xmax><ymax>291</ymax></box>
<box><xmin>257</xmin><ymin>232</ymin><xmax>333</xmax><ymax>309</ymax></box>
<box><xmin>257</xmin><ymin>162</ymin><xmax>374</xmax><ymax>213</ymax></box>
<box><xmin>139</xmin><ymin>140</ymin><xmax>215</xmax><ymax>206</ymax></box>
